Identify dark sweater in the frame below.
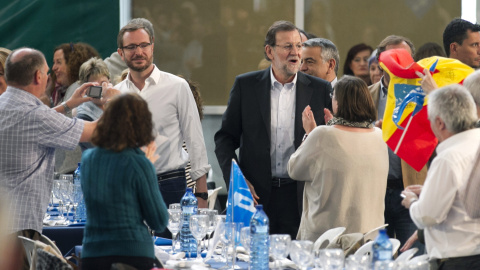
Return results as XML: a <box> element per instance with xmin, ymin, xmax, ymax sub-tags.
<box><xmin>81</xmin><ymin>147</ymin><xmax>168</xmax><ymax>259</ymax></box>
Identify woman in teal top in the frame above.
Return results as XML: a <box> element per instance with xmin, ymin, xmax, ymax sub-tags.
<box><xmin>81</xmin><ymin>93</ymin><xmax>168</xmax><ymax>270</ymax></box>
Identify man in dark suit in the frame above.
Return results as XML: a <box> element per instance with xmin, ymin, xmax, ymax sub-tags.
<box><xmin>215</xmin><ymin>21</ymin><xmax>332</xmax><ymax>238</ymax></box>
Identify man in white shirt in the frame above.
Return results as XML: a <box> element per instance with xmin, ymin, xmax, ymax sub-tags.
<box><xmin>115</xmin><ymin>18</ymin><xmax>210</xmax><ymax>209</ymax></box>
<box><xmin>300</xmin><ymin>38</ymin><xmax>339</xmax><ymax>90</ymax></box>
<box><xmin>402</xmin><ymin>84</ymin><xmax>480</xmax><ymax>269</ymax></box>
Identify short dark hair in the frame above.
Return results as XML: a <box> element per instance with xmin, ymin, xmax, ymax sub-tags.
<box><xmin>376</xmin><ymin>35</ymin><xmax>415</xmax><ymax>61</ymax></box>
<box><xmin>443</xmin><ymin>18</ymin><xmax>480</xmax><ymax>57</ymax></box>
<box><xmin>414</xmin><ymin>42</ymin><xmax>446</xmax><ymax>61</ymax></box>
<box><xmin>92</xmin><ymin>93</ymin><xmax>155</xmax><ymax>152</ymax></box>
<box><xmin>117</xmin><ymin>18</ymin><xmax>155</xmax><ymax>48</ymax></box>
<box><xmin>334</xmin><ymin>75</ymin><xmax>376</xmax><ymax>123</ymax></box>
<box><xmin>5</xmin><ymin>48</ymin><xmax>45</xmax><ymax>86</ymax></box>
<box><xmin>299</xmin><ymin>29</ymin><xmax>317</xmax><ymax>40</ymax></box>
<box><xmin>343</xmin><ymin>43</ymin><xmax>373</xmax><ymax>76</ymax></box>
<box><xmin>264</xmin><ymin>20</ymin><xmax>300</xmax><ymax>61</ymax></box>
<box><xmin>303</xmin><ymin>38</ymin><xmax>340</xmax><ymax>75</ymax></box>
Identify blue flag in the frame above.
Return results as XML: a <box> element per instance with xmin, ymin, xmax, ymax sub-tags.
<box><xmin>226</xmin><ymin>159</ymin><xmax>256</xmax><ymax>226</ymax></box>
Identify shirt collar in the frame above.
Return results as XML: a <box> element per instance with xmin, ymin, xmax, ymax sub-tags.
<box><xmin>126</xmin><ymin>65</ymin><xmax>160</xmax><ymax>88</ymax></box>
<box><xmin>5</xmin><ymin>86</ymin><xmax>43</xmax><ymax>105</ymax></box>
<box><xmin>436</xmin><ymin>128</ymin><xmax>480</xmax><ymax>154</ymax></box>
<box><xmin>270</xmin><ymin>67</ymin><xmax>297</xmax><ymax>90</ymax></box>
<box><xmin>331</xmin><ymin>77</ymin><xmax>338</xmax><ymax>88</ymax></box>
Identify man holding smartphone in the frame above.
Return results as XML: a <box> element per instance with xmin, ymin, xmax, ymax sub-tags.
<box><xmin>115</xmin><ymin>18</ymin><xmax>210</xmax><ymax>209</ymax></box>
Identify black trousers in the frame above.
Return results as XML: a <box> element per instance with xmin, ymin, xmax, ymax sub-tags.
<box><xmin>264</xmin><ymin>182</ymin><xmax>301</xmax><ymax>240</ymax></box>
<box><xmin>81</xmin><ymin>256</ymin><xmax>155</xmax><ymax>270</ymax></box>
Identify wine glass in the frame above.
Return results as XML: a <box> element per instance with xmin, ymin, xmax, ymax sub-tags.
<box><xmin>289</xmin><ymin>240</ymin><xmax>314</xmax><ymax>270</ymax></box>
<box><xmin>270</xmin><ymin>234</ymin><xmax>291</xmax><ymax>269</ymax></box>
<box><xmin>318</xmin><ymin>248</ymin><xmax>345</xmax><ymax>270</ymax></box>
<box><xmin>189</xmin><ymin>214</ymin><xmax>209</xmax><ymax>260</ymax></box>
<box><xmin>59</xmin><ymin>180</ymin><xmax>73</xmax><ymax>224</ymax></box>
<box><xmin>167</xmin><ymin>209</ymin><xmax>182</xmax><ymax>253</ymax></box>
<box><xmin>198</xmin><ymin>209</ymin><xmax>218</xmax><ymax>252</ymax></box>
<box><xmin>52</xmin><ymin>180</ymin><xmax>65</xmax><ymax>222</ymax></box>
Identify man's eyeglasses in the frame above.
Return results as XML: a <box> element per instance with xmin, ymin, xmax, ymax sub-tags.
<box><xmin>275</xmin><ymin>43</ymin><xmax>302</xmax><ymax>52</ymax></box>
<box><xmin>121</xmin><ymin>42</ymin><xmax>152</xmax><ymax>52</ymax></box>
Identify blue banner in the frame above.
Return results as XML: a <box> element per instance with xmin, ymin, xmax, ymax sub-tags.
<box><xmin>226</xmin><ymin>160</ymin><xmax>256</xmax><ymax>227</ymax></box>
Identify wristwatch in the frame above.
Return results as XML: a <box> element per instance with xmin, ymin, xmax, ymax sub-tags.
<box><xmin>194</xmin><ymin>192</ymin><xmax>208</xmax><ymax>200</ymax></box>
<box><xmin>61</xmin><ymin>101</ymin><xmax>71</xmax><ymax>114</ymax></box>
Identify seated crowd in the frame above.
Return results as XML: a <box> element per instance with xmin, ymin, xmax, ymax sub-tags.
<box><xmin>1</xmin><ymin>16</ymin><xmax>480</xmax><ymax>270</ymax></box>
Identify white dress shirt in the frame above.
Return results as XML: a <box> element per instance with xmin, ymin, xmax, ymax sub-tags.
<box><xmin>410</xmin><ymin>128</ymin><xmax>480</xmax><ymax>259</ymax></box>
<box><xmin>115</xmin><ymin>66</ymin><xmax>210</xmax><ymax>180</ymax></box>
<box><xmin>270</xmin><ymin>69</ymin><xmax>296</xmax><ymax>178</ymax></box>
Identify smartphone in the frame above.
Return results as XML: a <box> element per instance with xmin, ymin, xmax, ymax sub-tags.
<box><xmin>87</xmin><ymin>86</ymin><xmax>102</xmax><ymax>99</ymax></box>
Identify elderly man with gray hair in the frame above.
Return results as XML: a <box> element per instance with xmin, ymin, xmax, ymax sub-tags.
<box><xmin>401</xmin><ymin>84</ymin><xmax>480</xmax><ymax>269</ymax></box>
<box><xmin>300</xmin><ymin>38</ymin><xmax>339</xmax><ymax>89</ymax></box>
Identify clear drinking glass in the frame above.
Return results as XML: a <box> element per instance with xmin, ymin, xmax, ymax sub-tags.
<box><xmin>52</xmin><ymin>180</ymin><xmax>65</xmax><ymax>222</ymax></box>
<box><xmin>240</xmin><ymin>227</ymin><xmax>251</xmax><ymax>254</ymax></box>
<box><xmin>169</xmin><ymin>203</ymin><xmax>181</xmax><ymax>210</ymax></box>
<box><xmin>167</xmin><ymin>209</ymin><xmax>182</xmax><ymax>253</ymax></box>
<box><xmin>289</xmin><ymin>240</ymin><xmax>314</xmax><ymax>270</ymax></box>
<box><xmin>345</xmin><ymin>254</ymin><xmax>370</xmax><ymax>270</ymax></box>
<box><xmin>220</xmin><ymin>222</ymin><xmax>239</xmax><ymax>270</ymax></box>
<box><xmin>318</xmin><ymin>248</ymin><xmax>345</xmax><ymax>270</ymax></box>
<box><xmin>59</xmin><ymin>180</ymin><xmax>73</xmax><ymax>224</ymax></box>
<box><xmin>270</xmin><ymin>234</ymin><xmax>291</xmax><ymax>269</ymax></box>
<box><xmin>189</xmin><ymin>214</ymin><xmax>209</xmax><ymax>260</ymax></box>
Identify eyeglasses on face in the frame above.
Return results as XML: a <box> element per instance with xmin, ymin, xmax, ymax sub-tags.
<box><xmin>121</xmin><ymin>42</ymin><xmax>152</xmax><ymax>52</ymax></box>
<box><xmin>275</xmin><ymin>43</ymin><xmax>302</xmax><ymax>52</ymax></box>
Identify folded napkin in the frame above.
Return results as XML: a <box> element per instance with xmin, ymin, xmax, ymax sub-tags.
<box><xmin>154</xmin><ymin>246</ymin><xmax>184</xmax><ymax>262</ymax></box>
<box><xmin>164</xmin><ymin>259</ymin><xmax>208</xmax><ymax>269</ymax></box>
<box><xmin>269</xmin><ymin>258</ymin><xmax>297</xmax><ymax>269</ymax></box>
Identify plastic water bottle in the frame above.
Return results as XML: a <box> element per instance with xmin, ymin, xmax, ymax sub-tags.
<box><xmin>73</xmin><ymin>163</ymin><xmax>86</xmax><ymax>222</ymax></box>
<box><xmin>250</xmin><ymin>205</ymin><xmax>269</xmax><ymax>270</ymax></box>
<box><xmin>180</xmin><ymin>187</ymin><xmax>197</xmax><ymax>257</ymax></box>
<box><xmin>372</xmin><ymin>229</ymin><xmax>393</xmax><ymax>264</ymax></box>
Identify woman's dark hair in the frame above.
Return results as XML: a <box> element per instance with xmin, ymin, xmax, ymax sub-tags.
<box><xmin>334</xmin><ymin>75</ymin><xmax>377</xmax><ymax>123</ymax></box>
<box><xmin>52</xmin><ymin>42</ymin><xmax>100</xmax><ymax>86</ymax></box>
<box><xmin>343</xmin><ymin>43</ymin><xmax>373</xmax><ymax>75</ymax></box>
<box><xmin>92</xmin><ymin>93</ymin><xmax>155</xmax><ymax>151</ymax></box>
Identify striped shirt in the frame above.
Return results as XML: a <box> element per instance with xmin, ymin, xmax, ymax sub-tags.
<box><xmin>0</xmin><ymin>86</ymin><xmax>84</xmax><ymax>233</ymax></box>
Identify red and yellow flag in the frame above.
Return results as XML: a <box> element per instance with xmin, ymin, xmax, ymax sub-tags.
<box><xmin>379</xmin><ymin>49</ymin><xmax>474</xmax><ymax>171</ymax></box>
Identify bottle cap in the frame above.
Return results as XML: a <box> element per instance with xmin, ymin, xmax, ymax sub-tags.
<box><xmin>256</xmin><ymin>204</ymin><xmax>263</xmax><ymax>210</ymax></box>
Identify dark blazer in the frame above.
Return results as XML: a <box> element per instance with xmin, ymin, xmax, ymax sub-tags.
<box><xmin>214</xmin><ymin>67</ymin><xmax>332</xmax><ymax>205</ymax></box>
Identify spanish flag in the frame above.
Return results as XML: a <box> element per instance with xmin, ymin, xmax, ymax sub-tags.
<box><xmin>379</xmin><ymin>49</ymin><xmax>474</xmax><ymax>171</ymax></box>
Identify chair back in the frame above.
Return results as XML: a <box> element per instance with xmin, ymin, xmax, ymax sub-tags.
<box><xmin>363</xmin><ymin>224</ymin><xmax>388</xmax><ymax>242</ymax></box>
<box><xmin>390</xmin><ymin>238</ymin><xmax>401</xmax><ymax>256</ymax></box>
<box><xmin>313</xmin><ymin>227</ymin><xmax>346</xmax><ymax>251</ymax></box>
<box><xmin>18</xmin><ymin>236</ymin><xmax>36</xmax><ymax>265</ymax></box>
<box><xmin>354</xmin><ymin>241</ymin><xmax>374</xmax><ymax>257</ymax></box>
<box><xmin>408</xmin><ymin>254</ymin><xmax>429</xmax><ymax>264</ymax></box>
<box><xmin>39</xmin><ymin>234</ymin><xmax>63</xmax><ymax>257</ymax></box>
<box><xmin>395</xmin><ymin>247</ymin><xmax>418</xmax><ymax>262</ymax></box>
<box><xmin>208</xmin><ymin>187</ymin><xmax>222</xmax><ymax>210</ymax></box>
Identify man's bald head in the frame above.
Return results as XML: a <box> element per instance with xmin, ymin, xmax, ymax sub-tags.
<box><xmin>5</xmin><ymin>48</ymin><xmax>46</xmax><ymax>87</ymax></box>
